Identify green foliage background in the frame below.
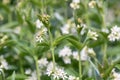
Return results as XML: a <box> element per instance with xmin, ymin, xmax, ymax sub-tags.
<box><xmin>0</xmin><ymin>0</ymin><xmax>120</xmax><ymax>80</ymax></box>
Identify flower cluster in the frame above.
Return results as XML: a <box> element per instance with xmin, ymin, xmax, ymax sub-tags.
<box><xmin>111</xmin><ymin>68</ymin><xmax>120</xmax><ymax>80</ymax></box>
<box><xmin>108</xmin><ymin>25</ymin><xmax>120</xmax><ymax>41</ymax></box>
<box><xmin>0</xmin><ymin>55</ymin><xmax>9</xmax><ymax>70</ymax></box>
<box><xmin>70</xmin><ymin>0</ymin><xmax>80</xmax><ymax>10</ymax></box>
<box><xmin>87</xmin><ymin>30</ymin><xmax>98</xmax><ymax>40</ymax></box>
<box><xmin>35</xmin><ymin>19</ymin><xmax>48</xmax><ymax>43</ymax></box>
<box><xmin>61</xmin><ymin>19</ymin><xmax>76</xmax><ymax>34</ymax></box>
<box><xmin>59</xmin><ymin>46</ymin><xmax>95</xmax><ymax>62</ymax></box>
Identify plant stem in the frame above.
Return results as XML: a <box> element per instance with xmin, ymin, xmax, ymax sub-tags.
<box><xmin>51</xmin><ymin>47</ymin><xmax>55</xmax><ymax>71</ymax></box>
<box><xmin>0</xmin><ymin>69</ymin><xmax>5</xmax><ymax>80</ymax></box>
<box><xmin>41</xmin><ymin>0</ymin><xmax>44</xmax><ymax>14</ymax></box>
<box><xmin>48</xmin><ymin>29</ymin><xmax>56</xmax><ymax>72</ymax></box>
<box><xmin>34</xmin><ymin>56</ymin><xmax>40</xmax><ymax>80</ymax></box>
<box><xmin>103</xmin><ymin>43</ymin><xmax>107</xmax><ymax>61</ymax></box>
<box><xmin>78</xmin><ymin>50</ymin><xmax>82</xmax><ymax>80</ymax></box>
<box><xmin>19</xmin><ymin>59</ymin><xmax>24</xmax><ymax>74</ymax></box>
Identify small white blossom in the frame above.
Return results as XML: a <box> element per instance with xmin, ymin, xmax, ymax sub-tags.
<box><xmin>108</xmin><ymin>25</ymin><xmax>120</xmax><ymax>41</ymax></box>
<box><xmin>59</xmin><ymin>46</ymin><xmax>72</xmax><ymax>57</ymax></box>
<box><xmin>0</xmin><ymin>56</ymin><xmax>9</xmax><ymax>70</ymax></box>
<box><xmin>72</xmin><ymin>0</ymin><xmax>80</xmax><ymax>3</ymax></box>
<box><xmin>80</xmin><ymin>24</ymin><xmax>87</xmax><ymax>35</ymax></box>
<box><xmin>63</xmin><ymin>56</ymin><xmax>71</xmax><ymax>64</ymax></box>
<box><xmin>35</xmin><ymin>35</ymin><xmax>44</xmax><ymax>43</ymax></box>
<box><xmin>68</xmin><ymin>75</ymin><xmax>76</xmax><ymax>80</ymax></box>
<box><xmin>35</xmin><ymin>19</ymin><xmax>43</xmax><ymax>29</ymax></box>
<box><xmin>72</xmin><ymin>51</ymin><xmax>79</xmax><ymax>61</ymax></box>
<box><xmin>87</xmin><ymin>48</ymin><xmax>96</xmax><ymax>56</ymax></box>
<box><xmin>101</xmin><ymin>28</ymin><xmax>109</xmax><ymax>33</ymax></box>
<box><xmin>61</xmin><ymin>24</ymin><xmax>70</xmax><ymax>34</ymax></box>
<box><xmin>52</xmin><ymin>68</ymin><xmax>67</xmax><ymax>80</ymax></box>
<box><xmin>46</xmin><ymin>62</ymin><xmax>54</xmax><ymax>76</ymax></box>
<box><xmin>61</xmin><ymin>20</ymin><xmax>76</xmax><ymax>34</ymax></box>
<box><xmin>111</xmin><ymin>68</ymin><xmax>120</xmax><ymax>80</ymax></box>
<box><xmin>38</xmin><ymin>58</ymin><xmax>48</xmax><ymax>68</ymax></box>
<box><xmin>59</xmin><ymin>46</ymin><xmax>72</xmax><ymax>64</ymax></box>
<box><xmin>25</xmin><ymin>70</ymin><xmax>37</xmax><ymax>80</ymax></box>
<box><xmin>46</xmin><ymin>62</ymin><xmax>67</xmax><ymax>80</ymax></box>
<box><xmin>14</xmin><ymin>26</ymin><xmax>21</xmax><ymax>34</ymax></box>
<box><xmin>70</xmin><ymin>0</ymin><xmax>80</xmax><ymax>10</ymax></box>
<box><xmin>80</xmin><ymin>46</ymin><xmax>88</xmax><ymax>61</ymax></box>
<box><xmin>35</xmin><ymin>28</ymin><xmax>47</xmax><ymax>43</ymax></box>
<box><xmin>88</xmin><ymin>0</ymin><xmax>96</xmax><ymax>8</ymax></box>
<box><xmin>88</xmin><ymin>30</ymin><xmax>98</xmax><ymax>40</ymax></box>
<box><xmin>70</xmin><ymin>2</ymin><xmax>80</xmax><ymax>10</ymax></box>
<box><xmin>25</xmin><ymin>69</ymin><xmax>32</xmax><ymax>75</ymax></box>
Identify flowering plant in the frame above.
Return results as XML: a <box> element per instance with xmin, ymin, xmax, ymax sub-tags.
<box><xmin>0</xmin><ymin>0</ymin><xmax>120</xmax><ymax>80</ymax></box>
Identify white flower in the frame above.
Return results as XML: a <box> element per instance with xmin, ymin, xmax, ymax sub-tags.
<box><xmin>59</xmin><ymin>46</ymin><xmax>72</xmax><ymax>64</ymax></box>
<box><xmin>70</xmin><ymin>0</ymin><xmax>80</xmax><ymax>10</ymax></box>
<box><xmin>59</xmin><ymin>46</ymin><xmax>72</xmax><ymax>57</ymax></box>
<box><xmin>80</xmin><ymin>46</ymin><xmax>88</xmax><ymax>61</ymax></box>
<box><xmin>61</xmin><ymin>24</ymin><xmax>70</xmax><ymax>34</ymax></box>
<box><xmin>52</xmin><ymin>68</ymin><xmax>67</xmax><ymax>80</ymax></box>
<box><xmin>87</xmin><ymin>48</ymin><xmax>96</xmax><ymax>57</ymax></box>
<box><xmin>25</xmin><ymin>70</ymin><xmax>37</xmax><ymax>80</ymax></box>
<box><xmin>0</xmin><ymin>56</ymin><xmax>9</xmax><ymax>70</ymax></box>
<box><xmin>46</xmin><ymin>62</ymin><xmax>54</xmax><ymax>76</ymax></box>
<box><xmin>88</xmin><ymin>0</ymin><xmax>96</xmax><ymax>8</ymax></box>
<box><xmin>80</xmin><ymin>24</ymin><xmax>87</xmax><ymax>35</ymax></box>
<box><xmin>108</xmin><ymin>25</ymin><xmax>120</xmax><ymax>41</ymax></box>
<box><xmin>46</xmin><ymin>62</ymin><xmax>67</xmax><ymax>80</ymax></box>
<box><xmin>14</xmin><ymin>26</ymin><xmax>21</xmax><ymax>34</ymax></box>
<box><xmin>35</xmin><ymin>28</ymin><xmax>47</xmax><ymax>43</ymax></box>
<box><xmin>101</xmin><ymin>28</ymin><xmax>109</xmax><ymax>33</ymax></box>
<box><xmin>35</xmin><ymin>19</ymin><xmax>43</xmax><ymax>29</ymax></box>
<box><xmin>72</xmin><ymin>51</ymin><xmax>79</xmax><ymax>61</ymax></box>
<box><xmin>72</xmin><ymin>0</ymin><xmax>80</xmax><ymax>3</ymax></box>
<box><xmin>38</xmin><ymin>58</ymin><xmax>48</xmax><ymax>68</ymax></box>
<box><xmin>68</xmin><ymin>75</ymin><xmax>76</xmax><ymax>80</ymax></box>
<box><xmin>25</xmin><ymin>69</ymin><xmax>32</xmax><ymax>75</ymax></box>
<box><xmin>63</xmin><ymin>56</ymin><xmax>71</xmax><ymax>64</ymax></box>
<box><xmin>70</xmin><ymin>2</ymin><xmax>80</xmax><ymax>10</ymax></box>
<box><xmin>88</xmin><ymin>30</ymin><xmax>98</xmax><ymax>40</ymax></box>
<box><xmin>61</xmin><ymin>20</ymin><xmax>76</xmax><ymax>34</ymax></box>
<box><xmin>35</xmin><ymin>35</ymin><xmax>44</xmax><ymax>43</ymax></box>
<box><xmin>111</xmin><ymin>68</ymin><xmax>120</xmax><ymax>80</ymax></box>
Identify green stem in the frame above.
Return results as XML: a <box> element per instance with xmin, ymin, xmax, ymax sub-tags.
<box><xmin>19</xmin><ymin>59</ymin><xmax>24</xmax><ymax>74</ymax></box>
<box><xmin>41</xmin><ymin>0</ymin><xmax>44</xmax><ymax>14</ymax></box>
<box><xmin>103</xmin><ymin>43</ymin><xmax>107</xmax><ymax>61</ymax></box>
<box><xmin>48</xmin><ymin>29</ymin><xmax>56</xmax><ymax>72</ymax></box>
<box><xmin>0</xmin><ymin>69</ymin><xmax>5</xmax><ymax>80</ymax></box>
<box><xmin>8</xmin><ymin>12</ymin><xmax>12</xmax><ymax>22</ymax></box>
<box><xmin>78</xmin><ymin>50</ymin><xmax>82</xmax><ymax>80</ymax></box>
<box><xmin>51</xmin><ymin>47</ymin><xmax>55</xmax><ymax>72</ymax></box>
<box><xmin>34</xmin><ymin>56</ymin><xmax>40</xmax><ymax>80</ymax></box>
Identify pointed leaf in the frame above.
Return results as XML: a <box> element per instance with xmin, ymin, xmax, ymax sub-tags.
<box><xmin>67</xmin><ymin>38</ymin><xmax>82</xmax><ymax>50</ymax></box>
<box><xmin>53</xmin><ymin>34</ymin><xmax>73</xmax><ymax>47</ymax></box>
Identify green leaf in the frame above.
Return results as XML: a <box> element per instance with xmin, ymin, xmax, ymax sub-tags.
<box><xmin>37</xmin><ymin>42</ymin><xmax>50</xmax><ymax>47</ymax></box>
<box><xmin>26</xmin><ymin>20</ymin><xmax>36</xmax><ymax>33</ymax></box>
<box><xmin>1</xmin><ymin>21</ymin><xmax>18</xmax><ymax>28</ymax></box>
<box><xmin>16</xmin><ymin>10</ymin><xmax>23</xmax><ymax>24</ymax></box>
<box><xmin>0</xmin><ymin>3</ymin><xmax>10</xmax><ymax>12</ymax></box>
<box><xmin>53</xmin><ymin>34</ymin><xmax>73</xmax><ymax>47</ymax></box>
<box><xmin>7</xmin><ymin>74</ymin><xmax>27</xmax><ymax>80</ymax></box>
<box><xmin>30</xmin><ymin>0</ymin><xmax>42</xmax><ymax>7</ymax></box>
<box><xmin>11</xmin><ymin>71</ymin><xmax>15</xmax><ymax>80</ymax></box>
<box><xmin>67</xmin><ymin>38</ymin><xmax>82</xmax><ymax>50</ymax></box>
